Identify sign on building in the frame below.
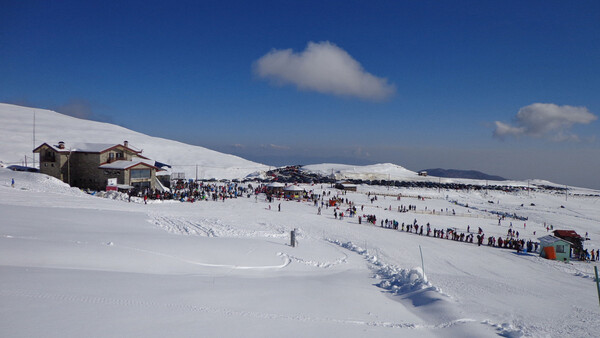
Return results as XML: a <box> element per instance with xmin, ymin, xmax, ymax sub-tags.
<box><xmin>107</xmin><ymin>178</ymin><xmax>117</xmax><ymax>186</ymax></box>
<box><xmin>171</xmin><ymin>172</ymin><xmax>185</xmax><ymax>180</ymax></box>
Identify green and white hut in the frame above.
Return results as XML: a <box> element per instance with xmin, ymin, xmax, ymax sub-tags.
<box><xmin>538</xmin><ymin>235</ymin><xmax>572</xmax><ymax>262</ymax></box>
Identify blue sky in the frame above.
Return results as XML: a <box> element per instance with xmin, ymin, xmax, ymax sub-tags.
<box><xmin>2</xmin><ymin>1</ymin><xmax>600</xmax><ymax>188</ymax></box>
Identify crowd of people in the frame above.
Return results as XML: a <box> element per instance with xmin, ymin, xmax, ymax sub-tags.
<box><xmin>126</xmin><ymin>180</ymin><xmax>598</xmax><ymax>262</ymax></box>
<box><xmin>130</xmin><ymin>180</ymin><xmax>255</xmax><ymax>203</ymax></box>
<box><xmin>324</xmin><ymin>191</ymin><xmax>599</xmax><ymax>260</ymax></box>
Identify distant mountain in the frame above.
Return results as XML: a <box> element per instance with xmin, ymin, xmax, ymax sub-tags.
<box><xmin>421</xmin><ymin>168</ymin><xmax>507</xmax><ymax>181</ymax></box>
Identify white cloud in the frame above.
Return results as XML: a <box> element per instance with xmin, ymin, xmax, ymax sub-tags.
<box><xmin>493</xmin><ymin>103</ymin><xmax>597</xmax><ymax>140</ymax></box>
<box><xmin>260</xmin><ymin>144</ymin><xmax>290</xmax><ymax>150</ymax></box>
<box><xmin>254</xmin><ymin>41</ymin><xmax>395</xmax><ymax>101</ymax></box>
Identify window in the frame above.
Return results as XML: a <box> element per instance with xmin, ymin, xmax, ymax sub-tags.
<box><xmin>131</xmin><ymin>169</ymin><xmax>151</xmax><ymax>179</ymax></box>
<box><xmin>556</xmin><ymin>245</ymin><xmax>565</xmax><ymax>253</ymax></box>
<box><xmin>133</xmin><ymin>181</ymin><xmax>150</xmax><ymax>189</ymax></box>
<box><xmin>43</xmin><ymin>150</ymin><xmax>55</xmax><ymax>162</ymax></box>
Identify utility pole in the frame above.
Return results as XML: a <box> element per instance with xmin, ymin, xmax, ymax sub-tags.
<box><xmin>594</xmin><ymin>266</ymin><xmax>600</xmax><ymax>308</ymax></box>
<box><xmin>419</xmin><ymin>245</ymin><xmax>425</xmax><ymax>277</ymax></box>
<box><xmin>565</xmin><ymin>185</ymin><xmax>568</xmax><ymax>201</ymax></box>
<box><xmin>33</xmin><ymin>110</ymin><xmax>36</xmax><ymax>169</ymax></box>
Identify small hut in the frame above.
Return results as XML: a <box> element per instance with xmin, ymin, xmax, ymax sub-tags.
<box><xmin>538</xmin><ymin>235</ymin><xmax>572</xmax><ymax>262</ymax></box>
<box><xmin>266</xmin><ymin>182</ymin><xmax>285</xmax><ymax>195</ymax></box>
<box><xmin>283</xmin><ymin>185</ymin><xmax>304</xmax><ymax>199</ymax></box>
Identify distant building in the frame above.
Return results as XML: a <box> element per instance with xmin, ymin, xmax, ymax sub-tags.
<box><xmin>34</xmin><ymin>141</ymin><xmax>165</xmax><ymax>191</ymax></box>
<box><xmin>283</xmin><ymin>185</ymin><xmax>304</xmax><ymax>199</ymax></box>
<box><xmin>418</xmin><ymin>171</ymin><xmax>428</xmax><ymax>177</ymax></box>
<box><xmin>266</xmin><ymin>182</ymin><xmax>285</xmax><ymax>195</ymax></box>
<box><xmin>335</xmin><ymin>181</ymin><xmax>357</xmax><ymax>192</ymax></box>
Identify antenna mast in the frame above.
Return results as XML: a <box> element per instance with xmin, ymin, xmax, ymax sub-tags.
<box><xmin>33</xmin><ymin>110</ymin><xmax>36</xmax><ymax>169</ymax></box>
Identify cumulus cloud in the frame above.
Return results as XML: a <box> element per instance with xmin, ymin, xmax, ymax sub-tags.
<box><xmin>493</xmin><ymin>103</ymin><xmax>597</xmax><ymax>141</ymax></box>
<box><xmin>254</xmin><ymin>41</ymin><xmax>395</xmax><ymax>101</ymax></box>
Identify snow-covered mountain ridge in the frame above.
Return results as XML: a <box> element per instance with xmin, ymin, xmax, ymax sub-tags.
<box><xmin>0</xmin><ymin>103</ymin><xmax>268</xmax><ymax>179</ymax></box>
<box><xmin>1</xmin><ymin>103</ymin><xmax>596</xmax><ymax>193</ymax></box>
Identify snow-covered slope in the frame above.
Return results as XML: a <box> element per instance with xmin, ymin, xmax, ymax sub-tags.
<box><xmin>303</xmin><ymin>163</ymin><xmax>417</xmax><ymax>180</ymax></box>
<box><xmin>0</xmin><ymin>103</ymin><xmax>268</xmax><ymax>179</ymax></box>
<box><xmin>2</xmin><ymin>167</ymin><xmax>600</xmax><ymax>337</ymax></box>
<box><xmin>302</xmin><ymin>162</ymin><xmax>600</xmax><ymax>194</ymax></box>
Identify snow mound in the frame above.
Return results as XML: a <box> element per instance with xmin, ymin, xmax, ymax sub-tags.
<box><xmin>327</xmin><ymin>239</ymin><xmax>443</xmax><ymax>296</ymax></box>
<box><xmin>0</xmin><ymin>168</ymin><xmax>86</xmax><ymax>197</ymax></box>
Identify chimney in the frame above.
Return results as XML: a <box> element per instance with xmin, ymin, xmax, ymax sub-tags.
<box><xmin>58</xmin><ymin>141</ymin><xmax>65</xmax><ymax>149</ymax></box>
<box><xmin>124</xmin><ymin>140</ymin><xmax>129</xmax><ymax>147</ymax></box>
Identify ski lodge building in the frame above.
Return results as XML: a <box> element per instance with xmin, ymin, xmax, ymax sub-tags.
<box><xmin>34</xmin><ymin>141</ymin><xmax>165</xmax><ymax>191</ymax></box>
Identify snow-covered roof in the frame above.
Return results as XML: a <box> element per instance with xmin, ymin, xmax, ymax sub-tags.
<box><xmin>99</xmin><ymin>160</ymin><xmax>156</xmax><ymax>170</ymax></box>
<box><xmin>267</xmin><ymin>182</ymin><xmax>285</xmax><ymax>188</ymax></box>
<box><xmin>538</xmin><ymin>235</ymin><xmax>571</xmax><ymax>246</ymax></box>
<box><xmin>284</xmin><ymin>185</ymin><xmax>304</xmax><ymax>191</ymax></box>
<box><xmin>35</xmin><ymin>142</ymin><xmax>142</xmax><ymax>154</ymax></box>
<box><xmin>69</xmin><ymin>143</ymin><xmax>117</xmax><ymax>152</ymax></box>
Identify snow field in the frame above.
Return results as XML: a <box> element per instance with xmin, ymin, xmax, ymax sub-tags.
<box><xmin>1</xmin><ymin>168</ymin><xmax>600</xmax><ymax>337</ymax></box>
